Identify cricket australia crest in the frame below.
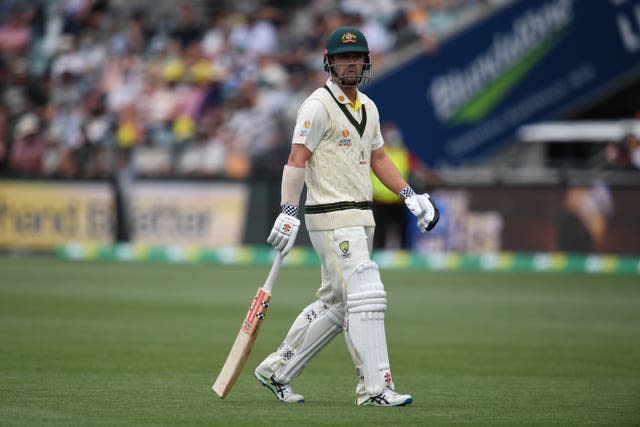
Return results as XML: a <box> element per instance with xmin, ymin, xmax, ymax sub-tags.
<box><xmin>339</xmin><ymin>240</ymin><xmax>351</xmax><ymax>258</ymax></box>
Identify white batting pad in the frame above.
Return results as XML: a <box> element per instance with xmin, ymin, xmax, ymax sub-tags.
<box><xmin>344</xmin><ymin>261</ymin><xmax>393</xmax><ymax>397</ymax></box>
<box><xmin>256</xmin><ymin>299</ymin><xmax>344</xmax><ymax>384</ymax></box>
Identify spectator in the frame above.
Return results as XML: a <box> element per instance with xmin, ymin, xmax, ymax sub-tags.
<box><xmin>176</xmin><ymin>128</ymin><xmax>227</xmax><ymax>178</ymax></box>
<box><xmin>0</xmin><ymin>109</ymin><xmax>7</xmax><ymax>173</ymax></box>
<box><xmin>142</xmin><ymin>58</ymin><xmax>183</xmax><ymax>148</ymax></box>
<box><xmin>170</xmin><ymin>3</ymin><xmax>203</xmax><ymax>49</ymax></box>
<box><xmin>201</xmin><ymin>11</ymin><xmax>227</xmax><ymax>59</ymax></box>
<box><xmin>245</xmin><ymin>7</ymin><xmax>280</xmax><ymax>59</ymax></box>
<box><xmin>624</xmin><ymin>133</ymin><xmax>640</xmax><ymax>170</ymax></box>
<box><xmin>371</xmin><ymin>122</ymin><xmax>412</xmax><ymax>249</ymax></box>
<box><xmin>79</xmin><ymin>90</ymin><xmax>113</xmax><ymax>177</ymax></box>
<box><xmin>371</xmin><ymin>122</ymin><xmax>441</xmax><ymax>249</ymax></box>
<box><xmin>0</xmin><ymin>7</ymin><xmax>32</xmax><ymax>60</ymax></box>
<box><xmin>0</xmin><ymin>0</ymin><xmax>503</xmax><ymax>181</ymax></box>
<box><xmin>557</xmin><ymin>182</ymin><xmax>613</xmax><ymax>253</ymax></box>
<box><xmin>387</xmin><ymin>9</ymin><xmax>421</xmax><ymax>50</ymax></box>
<box><xmin>9</xmin><ymin>113</ymin><xmax>46</xmax><ymax>176</ymax></box>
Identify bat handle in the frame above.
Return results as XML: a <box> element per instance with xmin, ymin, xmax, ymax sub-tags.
<box><xmin>262</xmin><ymin>252</ymin><xmax>283</xmax><ymax>293</ymax></box>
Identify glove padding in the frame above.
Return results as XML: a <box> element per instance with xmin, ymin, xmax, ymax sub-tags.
<box><xmin>404</xmin><ymin>193</ymin><xmax>440</xmax><ymax>232</ymax></box>
<box><xmin>267</xmin><ymin>213</ymin><xmax>300</xmax><ymax>256</ymax></box>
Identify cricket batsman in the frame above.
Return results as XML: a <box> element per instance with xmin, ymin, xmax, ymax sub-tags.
<box><xmin>254</xmin><ymin>26</ymin><xmax>440</xmax><ymax>406</ymax></box>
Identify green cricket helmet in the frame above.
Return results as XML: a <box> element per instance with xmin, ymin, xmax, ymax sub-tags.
<box><xmin>323</xmin><ymin>26</ymin><xmax>372</xmax><ymax>87</ymax></box>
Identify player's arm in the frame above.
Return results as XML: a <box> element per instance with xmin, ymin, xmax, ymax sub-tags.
<box><xmin>287</xmin><ymin>143</ymin><xmax>312</xmax><ymax>168</ymax></box>
<box><xmin>268</xmin><ymin>101</ymin><xmax>325</xmax><ymax>255</ymax></box>
<box><xmin>371</xmin><ymin>146</ymin><xmax>440</xmax><ymax>232</ymax></box>
<box><xmin>267</xmin><ymin>146</ymin><xmax>309</xmax><ymax>256</ymax></box>
<box><xmin>279</xmin><ymin>144</ymin><xmax>310</xmax><ymax>219</ymax></box>
<box><xmin>370</xmin><ymin>146</ymin><xmax>409</xmax><ymax>195</ymax></box>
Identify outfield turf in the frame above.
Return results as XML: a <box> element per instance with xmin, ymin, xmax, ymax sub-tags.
<box><xmin>1</xmin><ymin>256</ymin><xmax>639</xmax><ymax>426</ymax></box>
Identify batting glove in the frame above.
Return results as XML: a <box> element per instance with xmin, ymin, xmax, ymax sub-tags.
<box><xmin>404</xmin><ymin>193</ymin><xmax>440</xmax><ymax>232</ymax></box>
<box><xmin>267</xmin><ymin>213</ymin><xmax>300</xmax><ymax>256</ymax></box>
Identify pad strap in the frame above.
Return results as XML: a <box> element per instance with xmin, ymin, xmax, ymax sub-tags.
<box><xmin>347</xmin><ymin>290</ymin><xmax>387</xmax><ymax>313</ymax></box>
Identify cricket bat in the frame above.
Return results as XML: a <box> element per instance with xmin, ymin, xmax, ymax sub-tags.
<box><xmin>212</xmin><ymin>253</ymin><xmax>283</xmax><ymax>398</ymax></box>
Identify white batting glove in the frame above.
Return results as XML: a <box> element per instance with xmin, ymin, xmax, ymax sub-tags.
<box><xmin>404</xmin><ymin>193</ymin><xmax>440</xmax><ymax>232</ymax></box>
<box><xmin>267</xmin><ymin>213</ymin><xmax>300</xmax><ymax>256</ymax></box>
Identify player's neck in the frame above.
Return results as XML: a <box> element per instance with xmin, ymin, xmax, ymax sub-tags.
<box><xmin>340</xmin><ymin>85</ymin><xmax>358</xmax><ymax>103</ymax></box>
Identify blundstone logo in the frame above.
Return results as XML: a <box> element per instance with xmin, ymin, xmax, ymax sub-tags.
<box><xmin>341</xmin><ymin>32</ymin><xmax>357</xmax><ymax>43</ymax></box>
<box><xmin>428</xmin><ymin>0</ymin><xmax>574</xmax><ymax>124</ymax></box>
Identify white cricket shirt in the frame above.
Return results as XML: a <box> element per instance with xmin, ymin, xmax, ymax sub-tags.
<box><xmin>291</xmin><ymin>79</ymin><xmax>384</xmax><ymax>230</ymax></box>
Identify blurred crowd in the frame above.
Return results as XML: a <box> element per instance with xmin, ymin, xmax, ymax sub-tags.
<box><xmin>0</xmin><ymin>0</ymin><xmax>506</xmax><ymax>180</ymax></box>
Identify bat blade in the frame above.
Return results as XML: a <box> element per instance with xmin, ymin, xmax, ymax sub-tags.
<box><xmin>212</xmin><ymin>287</ymin><xmax>271</xmax><ymax>398</ymax></box>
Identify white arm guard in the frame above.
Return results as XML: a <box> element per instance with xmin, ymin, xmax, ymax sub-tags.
<box><xmin>267</xmin><ymin>165</ymin><xmax>305</xmax><ymax>256</ymax></box>
<box><xmin>281</xmin><ymin>165</ymin><xmax>305</xmax><ymax>206</ymax></box>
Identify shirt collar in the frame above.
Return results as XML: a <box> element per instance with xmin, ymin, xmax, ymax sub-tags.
<box><xmin>325</xmin><ymin>79</ymin><xmax>364</xmax><ymax>111</ymax></box>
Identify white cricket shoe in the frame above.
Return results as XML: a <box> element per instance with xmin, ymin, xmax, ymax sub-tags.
<box><xmin>254</xmin><ymin>371</ymin><xmax>304</xmax><ymax>403</ymax></box>
<box><xmin>357</xmin><ymin>387</ymin><xmax>413</xmax><ymax>407</ymax></box>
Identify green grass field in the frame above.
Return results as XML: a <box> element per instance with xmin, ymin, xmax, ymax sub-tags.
<box><xmin>1</xmin><ymin>256</ymin><xmax>639</xmax><ymax>426</ymax></box>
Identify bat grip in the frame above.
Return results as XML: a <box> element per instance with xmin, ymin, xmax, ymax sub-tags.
<box><xmin>262</xmin><ymin>252</ymin><xmax>283</xmax><ymax>293</ymax></box>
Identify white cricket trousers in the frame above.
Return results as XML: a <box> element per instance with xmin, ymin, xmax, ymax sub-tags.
<box><xmin>256</xmin><ymin>226</ymin><xmax>377</xmax><ymax>383</ymax></box>
<box><xmin>310</xmin><ymin>226</ymin><xmax>375</xmax><ymax>304</ymax></box>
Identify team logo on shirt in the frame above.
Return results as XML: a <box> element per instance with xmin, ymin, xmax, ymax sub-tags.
<box><xmin>339</xmin><ymin>129</ymin><xmax>351</xmax><ymax>147</ymax></box>
<box><xmin>298</xmin><ymin>120</ymin><xmax>312</xmax><ymax>137</ymax></box>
